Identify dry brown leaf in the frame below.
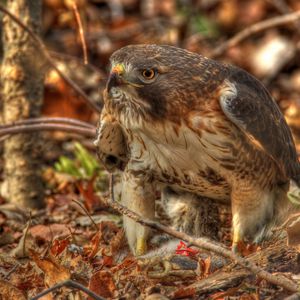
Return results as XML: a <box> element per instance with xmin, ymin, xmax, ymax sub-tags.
<box><xmin>76</xmin><ymin>178</ymin><xmax>103</xmax><ymax>213</ymax></box>
<box><xmin>84</xmin><ymin>231</ymin><xmax>102</xmax><ymax>260</ymax></box>
<box><xmin>88</xmin><ymin>270</ymin><xmax>116</xmax><ymax>299</ymax></box>
<box><xmin>0</xmin><ymin>280</ymin><xmax>26</xmax><ymax>300</ymax></box>
<box><xmin>172</xmin><ymin>287</ymin><xmax>196</xmax><ymax>299</ymax></box>
<box><xmin>30</xmin><ymin>250</ymin><xmax>70</xmax><ymax>287</ymax></box>
<box><xmin>203</xmin><ymin>256</ymin><xmax>211</xmax><ymax>277</ymax></box>
<box><xmin>11</xmin><ymin>220</ymin><xmax>31</xmax><ymax>258</ymax></box>
<box><xmin>0</xmin><ymin>232</ymin><xmax>15</xmax><ymax>246</ymax></box>
<box><xmin>110</xmin><ymin>228</ymin><xmax>125</xmax><ymax>256</ymax></box>
<box><xmin>50</xmin><ymin>238</ymin><xmax>70</xmax><ymax>256</ymax></box>
<box><xmin>240</xmin><ymin>293</ymin><xmax>260</xmax><ymax>300</ymax></box>
<box><xmin>30</xmin><ymin>224</ymin><xmax>70</xmax><ymax>243</ymax></box>
<box><xmin>110</xmin><ymin>257</ymin><xmax>137</xmax><ymax>274</ymax></box>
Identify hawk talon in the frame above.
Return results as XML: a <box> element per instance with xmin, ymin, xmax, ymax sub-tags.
<box><xmin>136</xmin><ymin>237</ymin><xmax>147</xmax><ymax>256</ymax></box>
<box><xmin>232</xmin><ymin>242</ymin><xmax>239</xmax><ymax>254</ymax></box>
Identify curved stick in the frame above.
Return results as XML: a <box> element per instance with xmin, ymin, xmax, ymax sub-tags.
<box><xmin>212</xmin><ymin>10</ymin><xmax>300</xmax><ymax>57</ymax></box>
<box><xmin>0</xmin><ymin>117</ymin><xmax>95</xmax><ymax>129</ymax></box>
<box><xmin>30</xmin><ymin>279</ymin><xmax>105</xmax><ymax>300</ymax></box>
<box><xmin>0</xmin><ymin>124</ymin><xmax>96</xmax><ymax>139</ymax></box>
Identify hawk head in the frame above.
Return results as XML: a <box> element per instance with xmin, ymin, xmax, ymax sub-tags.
<box><xmin>105</xmin><ymin>44</ymin><xmax>222</xmax><ymax>123</ymax></box>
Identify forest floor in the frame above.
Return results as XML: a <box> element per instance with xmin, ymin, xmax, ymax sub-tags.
<box><xmin>1</xmin><ymin>0</ymin><xmax>300</xmax><ymax>299</ymax></box>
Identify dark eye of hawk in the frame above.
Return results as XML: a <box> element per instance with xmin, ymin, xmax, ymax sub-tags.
<box><xmin>140</xmin><ymin>68</ymin><xmax>157</xmax><ymax>82</ymax></box>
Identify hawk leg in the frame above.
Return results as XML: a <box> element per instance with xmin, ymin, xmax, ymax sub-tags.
<box><xmin>121</xmin><ymin>170</ymin><xmax>156</xmax><ymax>255</ymax></box>
<box><xmin>231</xmin><ymin>181</ymin><xmax>290</xmax><ymax>252</ymax></box>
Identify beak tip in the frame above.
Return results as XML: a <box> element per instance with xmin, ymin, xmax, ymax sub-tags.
<box><xmin>107</xmin><ymin>72</ymin><xmax>122</xmax><ymax>93</ymax></box>
<box><xmin>107</xmin><ymin>64</ymin><xmax>125</xmax><ymax>93</ymax></box>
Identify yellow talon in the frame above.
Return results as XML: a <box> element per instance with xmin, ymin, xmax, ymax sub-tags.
<box><xmin>136</xmin><ymin>237</ymin><xmax>147</xmax><ymax>256</ymax></box>
<box><xmin>232</xmin><ymin>230</ymin><xmax>241</xmax><ymax>253</ymax></box>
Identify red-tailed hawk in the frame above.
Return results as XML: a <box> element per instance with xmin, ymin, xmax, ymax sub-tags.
<box><xmin>95</xmin><ymin>44</ymin><xmax>300</xmax><ymax>255</ymax></box>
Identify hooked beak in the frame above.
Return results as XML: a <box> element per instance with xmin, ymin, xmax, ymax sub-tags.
<box><xmin>107</xmin><ymin>64</ymin><xmax>125</xmax><ymax>93</ymax></box>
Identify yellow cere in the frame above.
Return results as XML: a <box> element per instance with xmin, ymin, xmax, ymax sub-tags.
<box><xmin>112</xmin><ymin>64</ymin><xmax>125</xmax><ymax>75</ymax></box>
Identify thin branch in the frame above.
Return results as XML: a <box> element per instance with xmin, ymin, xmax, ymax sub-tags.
<box><xmin>72</xmin><ymin>198</ymin><xmax>99</xmax><ymax>231</ymax></box>
<box><xmin>49</xmin><ymin>51</ymin><xmax>106</xmax><ymax>76</ymax></box>
<box><xmin>30</xmin><ymin>279</ymin><xmax>106</xmax><ymax>300</ymax></box>
<box><xmin>23</xmin><ymin>213</ymin><xmax>32</xmax><ymax>258</ymax></box>
<box><xmin>71</xmin><ymin>1</ymin><xmax>88</xmax><ymax>64</ymax></box>
<box><xmin>212</xmin><ymin>10</ymin><xmax>300</xmax><ymax>57</ymax></box>
<box><xmin>108</xmin><ymin>175</ymin><xmax>298</xmax><ymax>293</ymax></box>
<box><xmin>267</xmin><ymin>0</ymin><xmax>300</xmax><ymax>34</ymax></box>
<box><xmin>0</xmin><ymin>123</ymin><xmax>96</xmax><ymax>139</ymax></box>
<box><xmin>3</xmin><ymin>263</ymin><xmax>20</xmax><ymax>280</ymax></box>
<box><xmin>0</xmin><ymin>4</ymin><xmax>101</xmax><ymax>113</ymax></box>
<box><xmin>0</xmin><ymin>117</ymin><xmax>95</xmax><ymax>129</ymax></box>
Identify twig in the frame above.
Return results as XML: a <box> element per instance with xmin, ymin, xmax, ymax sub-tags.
<box><xmin>30</xmin><ymin>279</ymin><xmax>106</xmax><ymax>300</ymax></box>
<box><xmin>3</xmin><ymin>263</ymin><xmax>20</xmax><ymax>280</ymax></box>
<box><xmin>0</xmin><ymin>117</ymin><xmax>95</xmax><ymax>129</ymax></box>
<box><xmin>0</xmin><ymin>4</ymin><xmax>100</xmax><ymax>113</ymax></box>
<box><xmin>49</xmin><ymin>51</ymin><xmax>105</xmax><ymax>76</ymax></box>
<box><xmin>108</xmin><ymin>176</ymin><xmax>298</xmax><ymax>293</ymax></box>
<box><xmin>267</xmin><ymin>0</ymin><xmax>300</xmax><ymax>34</ymax></box>
<box><xmin>0</xmin><ymin>123</ymin><xmax>96</xmax><ymax>139</ymax></box>
<box><xmin>71</xmin><ymin>1</ymin><xmax>88</xmax><ymax>65</ymax></box>
<box><xmin>23</xmin><ymin>213</ymin><xmax>32</xmax><ymax>258</ymax></box>
<box><xmin>212</xmin><ymin>10</ymin><xmax>300</xmax><ymax>57</ymax></box>
<box><xmin>72</xmin><ymin>198</ymin><xmax>99</xmax><ymax>231</ymax></box>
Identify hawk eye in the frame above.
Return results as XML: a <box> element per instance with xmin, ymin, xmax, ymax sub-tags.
<box><xmin>141</xmin><ymin>69</ymin><xmax>156</xmax><ymax>80</ymax></box>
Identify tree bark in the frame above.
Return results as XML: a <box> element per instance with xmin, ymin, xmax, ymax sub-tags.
<box><xmin>1</xmin><ymin>0</ymin><xmax>45</xmax><ymax>208</ymax></box>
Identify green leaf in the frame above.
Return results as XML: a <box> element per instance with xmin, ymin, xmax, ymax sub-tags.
<box><xmin>74</xmin><ymin>142</ymin><xmax>100</xmax><ymax>178</ymax></box>
<box><xmin>54</xmin><ymin>156</ymin><xmax>81</xmax><ymax>177</ymax></box>
<box><xmin>54</xmin><ymin>142</ymin><xmax>101</xmax><ymax>179</ymax></box>
<box><xmin>191</xmin><ymin>14</ymin><xmax>219</xmax><ymax>38</ymax></box>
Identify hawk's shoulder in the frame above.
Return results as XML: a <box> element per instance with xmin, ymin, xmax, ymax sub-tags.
<box><xmin>219</xmin><ymin>66</ymin><xmax>300</xmax><ymax>183</ymax></box>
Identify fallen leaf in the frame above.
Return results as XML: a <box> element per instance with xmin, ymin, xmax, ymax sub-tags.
<box><xmin>30</xmin><ymin>224</ymin><xmax>70</xmax><ymax>243</ymax></box>
<box><xmin>110</xmin><ymin>257</ymin><xmax>136</xmax><ymax>273</ymax></box>
<box><xmin>50</xmin><ymin>238</ymin><xmax>70</xmax><ymax>256</ymax></box>
<box><xmin>11</xmin><ymin>220</ymin><xmax>31</xmax><ymax>258</ymax></box>
<box><xmin>240</xmin><ymin>293</ymin><xmax>260</xmax><ymax>300</ymax></box>
<box><xmin>172</xmin><ymin>287</ymin><xmax>196</xmax><ymax>299</ymax></box>
<box><xmin>10</xmin><ymin>262</ymin><xmax>44</xmax><ymax>291</ymax></box>
<box><xmin>203</xmin><ymin>256</ymin><xmax>211</xmax><ymax>277</ymax></box>
<box><xmin>84</xmin><ymin>231</ymin><xmax>102</xmax><ymax>260</ymax></box>
<box><xmin>30</xmin><ymin>250</ymin><xmax>70</xmax><ymax>287</ymax></box>
<box><xmin>110</xmin><ymin>228</ymin><xmax>125</xmax><ymax>256</ymax></box>
<box><xmin>0</xmin><ymin>280</ymin><xmax>26</xmax><ymax>300</ymax></box>
<box><xmin>77</xmin><ymin>178</ymin><xmax>102</xmax><ymax>213</ymax></box>
<box><xmin>88</xmin><ymin>270</ymin><xmax>116</xmax><ymax>299</ymax></box>
<box><xmin>0</xmin><ymin>232</ymin><xmax>15</xmax><ymax>246</ymax></box>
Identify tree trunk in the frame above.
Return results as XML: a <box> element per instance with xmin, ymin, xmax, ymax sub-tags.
<box><xmin>1</xmin><ymin>0</ymin><xmax>45</xmax><ymax>208</ymax></box>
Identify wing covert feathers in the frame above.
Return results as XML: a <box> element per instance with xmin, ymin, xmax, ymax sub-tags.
<box><xmin>220</xmin><ymin>68</ymin><xmax>300</xmax><ymax>185</ymax></box>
